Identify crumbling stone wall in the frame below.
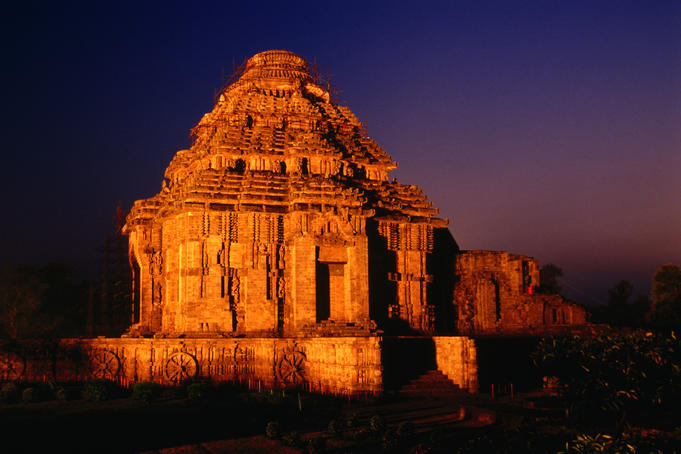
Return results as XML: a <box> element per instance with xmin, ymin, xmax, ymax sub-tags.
<box><xmin>453</xmin><ymin>251</ymin><xmax>587</xmax><ymax>335</ymax></box>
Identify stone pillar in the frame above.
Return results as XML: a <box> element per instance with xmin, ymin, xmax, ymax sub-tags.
<box><xmin>291</xmin><ymin>235</ymin><xmax>316</xmax><ymax>331</ymax></box>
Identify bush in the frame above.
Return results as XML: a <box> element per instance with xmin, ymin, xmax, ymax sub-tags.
<box><xmin>55</xmin><ymin>387</ymin><xmax>68</xmax><ymax>401</ymax></box>
<box><xmin>265</xmin><ymin>420</ymin><xmax>280</xmax><ymax>439</ymax></box>
<box><xmin>369</xmin><ymin>414</ymin><xmax>386</xmax><ymax>433</ymax></box>
<box><xmin>282</xmin><ymin>431</ymin><xmax>303</xmax><ymax>448</ymax></box>
<box><xmin>22</xmin><ymin>387</ymin><xmax>40</xmax><ymax>403</ymax></box>
<box><xmin>84</xmin><ymin>379</ymin><xmax>116</xmax><ymax>401</ymax></box>
<box><xmin>0</xmin><ymin>382</ymin><xmax>21</xmax><ymax>404</ymax></box>
<box><xmin>187</xmin><ymin>382</ymin><xmax>212</xmax><ymax>400</ymax></box>
<box><xmin>382</xmin><ymin>427</ymin><xmax>399</xmax><ymax>451</ymax></box>
<box><xmin>532</xmin><ymin>333</ymin><xmax>681</xmax><ymax>430</ymax></box>
<box><xmin>327</xmin><ymin>418</ymin><xmax>341</xmax><ymax>435</ymax></box>
<box><xmin>307</xmin><ymin>436</ymin><xmax>326</xmax><ymax>454</ymax></box>
<box><xmin>133</xmin><ymin>382</ymin><xmax>162</xmax><ymax>404</ymax></box>
<box><xmin>344</xmin><ymin>412</ymin><xmax>359</xmax><ymax>428</ymax></box>
<box><xmin>397</xmin><ymin>421</ymin><xmax>415</xmax><ymax>438</ymax></box>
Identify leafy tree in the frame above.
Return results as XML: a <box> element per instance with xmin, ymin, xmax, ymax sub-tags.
<box><xmin>608</xmin><ymin>280</ymin><xmax>632</xmax><ymax>309</ymax></box>
<box><xmin>0</xmin><ymin>263</ymin><xmax>88</xmax><ymax>339</ymax></box>
<box><xmin>650</xmin><ymin>264</ymin><xmax>681</xmax><ymax>328</ymax></box>
<box><xmin>538</xmin><ymin>264</ymin><xmax>563</xmax><ymax>295</ymax></box>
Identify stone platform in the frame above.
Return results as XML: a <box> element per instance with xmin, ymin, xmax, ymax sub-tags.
<box><xmin>0</xmin><ymin>336</ymin><xmax>477</xmax><ymax>395</ymax></box>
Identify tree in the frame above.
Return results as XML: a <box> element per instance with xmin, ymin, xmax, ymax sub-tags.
<box><xmin>608</xmin><ymin>280</ymin><xmax>632</xmax><ymax>308</ymax></box>
<box><xmin>650</xmin><ymin>264</ymin><xmax>681</xmax><ymax>328</ymax></box>
<box><xmin>538</xmin><ymin>264</ymin><xmax>563</xmax><ymax>295</ymax></box>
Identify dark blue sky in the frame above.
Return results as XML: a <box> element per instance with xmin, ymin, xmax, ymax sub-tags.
<box><xmin>2</xmin><ymin>1</ymin><xmax>680</xmax><ymax>304</ymax></box>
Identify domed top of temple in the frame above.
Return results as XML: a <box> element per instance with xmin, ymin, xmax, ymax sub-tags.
<box><xmin>239</xmin><ymin>50</ymin><xmax>313</xmax><ymax>84</ymax></box>
<box><xmin>124</xmin><ymin>50</ymin><xmax>447</xmax><ymax>232</ymax></box>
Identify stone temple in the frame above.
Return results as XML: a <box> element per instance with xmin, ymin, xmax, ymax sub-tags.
<box><xmin>0</xmin><ymin>50</ymin><xmax>588</xmax><ymax>392</ymax></box>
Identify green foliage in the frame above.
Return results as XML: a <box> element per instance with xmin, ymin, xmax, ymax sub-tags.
<box><xmin>22</xmin><ymin>387</ymin><xmax>40</xmax><ymax>403</ymax></box>
<box><xmin>609</xmin><ymin>280</ymin><xmax>633</xmax><ymax>309</ymax></box>
<box><xmin>326</xmin><ymin>418</ymin><xmax>341</xmax><ymax>435</ymax></box>
<box><xmin>651</xmin><ymin>264</ymin><xmax>681</xmax><ymax>328</ymax></box>
<box><xmin>186</xmin><ymin>382</ymin><xmax>212</xmax><ymax>400</ymax></box>
<box><xmin>344</xmin><ymin>412</ymin><xmax>358</xmax><ymax>428</ymax></box>
<box><xmin>133</xmin><ymin>382</ymin><xmax>162</xmax><ymax>404</ymax></box>
<box><xmin>382</xmin><ymin>427</ymin><xmax>399</xmax><ymax>451</ymax></box>
<box><xmin>307</xmin><ymin>435</ymin><xmax>326</xmax><ymax>454</ymax></box>
<box><xmin>265</xmin><ymin>420</ymin><xmax>280</xmax><ymax>439</ymax></box>
<box><xmin>397</xmin><ymin>421</ymin><xmax>415</xmax><ymax>438</ymax></box>
<box><xmin>55</xmin><ymin>387</ymin><xmax>68</xmax><ymax>401</ymax></box>
<box><xmin>0</xmin><ymin>263</ymin><xmax>87</xmax><ymax>339</ymax></box>
<box><xmin>281</xmin><ymin>431</ymin><xmax>303</xmax><ymax>447</ymax></box>
<box><xmin>558</xmin><ymin>431</ymin><xmax>676</xmax><ymax>454</ymax></box>
<box><xmin>0</xmin><ymin>382</ymin><xmax>21</xmax><ymax>403</ymax></box>
<box><xmin>369</xmin><ymin>414</ymin><xmax>386</xmax><ymax>433</ymax></box>
<box><xmin>532</xmin><ymin>333</ymin><xmax>681</xmax><ymax>429</ymax></box>
<box><xmin>84</xmin><ymin>379</ymin><xmax>116</xmax><ymax>401</ymax></box>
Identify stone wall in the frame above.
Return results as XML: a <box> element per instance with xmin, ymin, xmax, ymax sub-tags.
<box><xmin>0</xmin><ymin>335</ymin><xmax>479</xmax><ymax>395</ymax></box>
<box><xmin>453</xmin><ymin>250</ymin><xmax>588</xmax><ymax>335</ymax></box>
<box><xmin>433</xmin><ymin>336</ymin><xmax>478</xmax><ymax>392</ymax></box>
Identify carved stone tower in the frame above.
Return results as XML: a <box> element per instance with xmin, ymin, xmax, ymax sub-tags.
<box><xmin>123</xmin><ymin>50</ymin><xmax>447</xmax><ymax>338</ymax></box>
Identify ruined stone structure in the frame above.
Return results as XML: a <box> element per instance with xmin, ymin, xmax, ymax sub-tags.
<box><xmin>0</xmin><ymin>50</ymin><xmax>589</xmax><ymax>393</ymax></box>
<box><xmin>453</xmin><ymin>251</ymin><xmax>587</xmax><ymax>335</ymax></box>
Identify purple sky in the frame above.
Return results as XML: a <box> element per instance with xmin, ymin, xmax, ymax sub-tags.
<box><xmin>2</xmin><ymin>1</ymin><xmax>679</xmax><ymax>304</ymax></box>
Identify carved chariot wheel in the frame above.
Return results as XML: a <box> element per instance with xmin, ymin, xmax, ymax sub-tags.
<box><xmin>90</xmin><ymin>350</ymin><xmax>121</xmax><ymax>379</ymax></box>
<box><xmin>0</xmin><ymin>350</ymin><xmax>25</xmax><ymax>381</ymax></box>
<box><xmin>276</xmin><ymin>347</ymin><xmax>306</xmax><ymax>385</ymax></box>
<box><xmin>165</xmin><ymin>352</ymin><xmax>198</xmax><ymax>383</ymax></box>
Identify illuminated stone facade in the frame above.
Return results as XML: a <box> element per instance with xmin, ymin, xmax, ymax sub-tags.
<box><xmin>123</xmin><ymin>50</ymin><xmax>447</xmax><ymax>338</ymax></box>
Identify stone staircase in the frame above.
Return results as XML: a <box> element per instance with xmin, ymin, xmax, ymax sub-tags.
<box><xmin>399</xmin><ymin>370</ymin><xmax>462</xmax><ymax>396</ymax></box>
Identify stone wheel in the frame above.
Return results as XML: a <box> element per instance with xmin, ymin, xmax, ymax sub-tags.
<box><xmin>276</xmin><ymin>348</ymin><xmax>306</xmax><ymax>385</ymax></box>
<box><xmin>165</xmin><ymin>352</ymin><xmax>198</xmax><ymax>383</ymax></box>
<box><xmin>90</xmin><ymin>350</ymin><xmax>121</xmax><ymax>379</ymax></box>
<box><xmin>0</xmin><ymin>350</ymin><xmax>25</xmax><ymax>381</ymax></box>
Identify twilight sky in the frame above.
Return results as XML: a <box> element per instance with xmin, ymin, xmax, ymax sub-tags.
<box><xmin>2</xmin><ymin>1</ymin><xmax>679</xmax><ymax>305</ymax></box>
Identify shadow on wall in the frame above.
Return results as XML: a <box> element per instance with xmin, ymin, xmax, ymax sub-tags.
<box><xmin>381</xmin><ymin>337</ymin><xmax>436</xmax><ymax>391</ymax></box>
<box><xmin>430</xmin><ymin>227</ymin><xmax>459</xmax><ymax>334</ymax></box>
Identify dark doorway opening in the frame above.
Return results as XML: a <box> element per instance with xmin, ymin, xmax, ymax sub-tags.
<box><xmin>316</xmin><ymin>261</ymin><xmax>330</xmax><ymax>322</ymax></box>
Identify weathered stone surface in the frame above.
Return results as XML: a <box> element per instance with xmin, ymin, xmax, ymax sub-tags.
<box><xmin>123</xmin><ymin>50</ymin><xmax>445</xmax><ymax>338</ymax></box>
<box><xmin>7</xmin><ymin>51</ymin><xmax>596</xmax><ymax>395</ymax></box>
<box><xmin>453</xmin><ymin>250</ymin><xmax>587</xmax><ymax>335</ymax></box>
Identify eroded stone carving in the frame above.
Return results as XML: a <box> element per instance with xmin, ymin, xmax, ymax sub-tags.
<box><xmin>165</xmin><ymin>352</ymin><xmax>198</xmax><ymax>383</ymax></box>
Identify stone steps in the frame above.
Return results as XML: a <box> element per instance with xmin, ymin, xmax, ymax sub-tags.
<box><xmin>399</xmin><ymin>369</ymin><xmax>462</xmax><ymax>396</ymax></box>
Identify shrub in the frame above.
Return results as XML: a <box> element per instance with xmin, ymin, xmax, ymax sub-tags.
<box><xmin>55</xmin><ymin>387</ymin><xmax>68</xmax><ymax>401</ymax></box>
<box><xmin>351</xmin><ymin>428</ymin><xmax>369</xmax><ymax>441</ymax></box>
<box><xmin>369</xmin><ymin>414</ymin><xmax>386</xmax><ymax>433</ymax></box>
<box><xmin>282</xmin><ymin>431</ymin><xmax>303</xmax><ymax>447</ymax></box>
<box><xmin>133</xmin><ymin>382</ymin><xmax>162</xmax><ymax>404</ymax></box>
<box><xmin>327</xmin><ymin>419</ymin><xmax>341</xmax><ymax>435</ymax></box>
<box><xmin>0</xmin><ymin>382</ymin><xmax>21</xmax><ymax>404</ymax></box>
<box><xmin>22</xmin><ymin>387</ymin><xmax>40</xmax><ymax>403</ymax></box>
<box><xmin>532</xmin><ymin>333</ymin><xmax>681</xmax><ymax>430</ymax></box>
<box><xmin>344</xmin><ymin>412</ymin><xmax>359</xmax><ymax>428</ymax></box>
<box><xmin>382</xmin><ymin>427</ymin><xmax>399</xmax><ymax>451</ymax></box>
<box><xmin>265</xmin><ymin>420</ymin><xmax>280</xmax><ymax>439</ymax></box>
<box><xmin>397</xmin><ymin>421</ymin><xmax>415</xmax><ymax>438</ymax></box>
<box><xmin>307</xmin><ymin>436</ymin><xmax>326</xmax><ymax>454</ymax></box>
<box><xmin>187</xmin><ymin>382</ymin><xmax>213</xmax><ymax>400</ymax></box>
<box><xmin>84</xmin><ymin>379</ymin><xmax>116</xmax><ymax>401</ymax></box>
